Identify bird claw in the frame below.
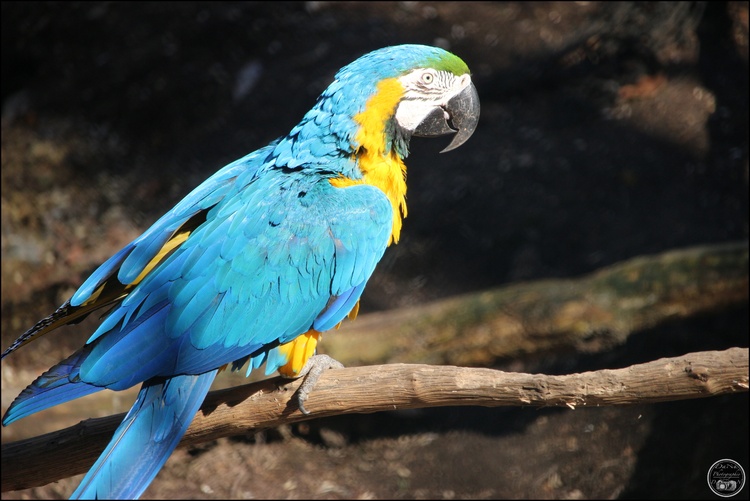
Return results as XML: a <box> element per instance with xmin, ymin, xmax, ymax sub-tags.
<box><xmin>289</xmin><ymin>354</ymin><xmax>344</xmax><ymax>415</ymax></box>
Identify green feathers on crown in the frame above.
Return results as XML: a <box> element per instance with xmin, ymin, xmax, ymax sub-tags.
<box><xmin>425</xmin><ymin>50</ymin><xmax>470</xmax><ymax>76</ymax></box>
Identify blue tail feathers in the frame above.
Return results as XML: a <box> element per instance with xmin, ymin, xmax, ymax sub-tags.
<box><xmin>70</xmin><ymin>370</ymin><xmax>218</xmax><ymax>499</ymax></box>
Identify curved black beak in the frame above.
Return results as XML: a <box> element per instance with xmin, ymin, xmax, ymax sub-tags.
<box><xmin>413</xmin><ymin>81</ymin><xmax>480</xmax><ymax>153</ymax></box>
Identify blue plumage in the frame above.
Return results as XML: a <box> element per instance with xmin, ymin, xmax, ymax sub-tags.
<box><xmin>2</xmin><ymin>44</ymin><xmax>479</xmax><ymax>499</ymax></box>
<box><xmin>71</xmin><ymin>371</ymin><xmax>218</xmax><ymax>500</ymax></box>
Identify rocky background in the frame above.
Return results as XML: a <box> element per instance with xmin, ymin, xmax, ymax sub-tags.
<box><xmin>1</xmin><ymin>2</ymin><xmax>748</xmax><ymax>499</ymax></box>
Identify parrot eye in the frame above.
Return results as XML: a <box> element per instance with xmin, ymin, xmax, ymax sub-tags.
<box><xmin>421</xmin><ymin>72</ymin><xmax>434</xmax><ymax>84</ymax></box>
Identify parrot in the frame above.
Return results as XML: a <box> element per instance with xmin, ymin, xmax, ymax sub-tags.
<box><xmin>1</xmin><ymin>44</ymin><xmax>479</xmax><ymax>499</ymax></box>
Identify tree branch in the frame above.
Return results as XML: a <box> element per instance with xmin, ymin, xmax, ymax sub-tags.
<box><xmin>324</xmin><ymin>242</ymin><xmax>748</xmax><ymax>366</ymax></box>
<box><xmin>2</xmin><ymin>347</ymin><xmax>747</xmax><ymax>492</ymax></box>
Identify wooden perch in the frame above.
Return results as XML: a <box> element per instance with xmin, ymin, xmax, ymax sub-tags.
<box><xmin>323</xmin><ymin>241</ymin><xmax>749</xmax><ymax>366</ymax></box>
<box><xmin>2</xmin><ymin>347</ymin><xmax>747</xmax><ymax>492</ymax></box>
<box><xmin>1</xmin><ymin>242</ymin><xmax>745</xmax><ymax>441</ymax></box>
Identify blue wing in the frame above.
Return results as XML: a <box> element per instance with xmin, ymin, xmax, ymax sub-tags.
<box><xmin>3</xmin><ymin>149</ymin><xmax>392</xmax><ymax>423</ymax></box>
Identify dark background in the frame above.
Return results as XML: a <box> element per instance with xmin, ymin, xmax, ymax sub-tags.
<box><xmin>1</xmin><ymin>2</ymin><xmax>748</xmax><ymax>499</ymax></box>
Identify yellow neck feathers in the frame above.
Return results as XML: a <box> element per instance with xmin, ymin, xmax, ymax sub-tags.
<box><xmin>330</xmin><ymin>78</ymin><xmax>408</xmax><ymax>245</ymax></box>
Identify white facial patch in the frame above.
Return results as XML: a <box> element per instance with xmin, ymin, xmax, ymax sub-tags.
<box><xmin>394</xmin><ymin>69</ymin><xmax>472</xmax><ymax>132</ymax></box>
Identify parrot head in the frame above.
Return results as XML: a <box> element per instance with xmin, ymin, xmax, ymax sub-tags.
<box><xmin>383</xmin><ymin>48</ymin><xmax>480</xmax><ymax>154</ymax></box>
<box><xmin>305</xmin><ymin>44</ymin><xmax>480</xmax><ymax>159</ymax></box>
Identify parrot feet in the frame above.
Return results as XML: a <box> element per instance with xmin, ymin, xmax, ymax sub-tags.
<box><xmin>289</xmin><ymin>354</ymin><xmax>344</xmax><ymax>415</ymax></box>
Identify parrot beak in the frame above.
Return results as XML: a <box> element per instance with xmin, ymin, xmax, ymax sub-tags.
<box><xmin>413</xmin><ymin>80</ymin><xmax>480</xmax><ymax>153</ymax></box>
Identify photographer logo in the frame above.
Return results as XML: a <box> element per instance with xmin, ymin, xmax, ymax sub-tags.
<box><xmin>708</xmin><ymin>459</ymin><xmax>745</xmax><ymax>497</ymax></box>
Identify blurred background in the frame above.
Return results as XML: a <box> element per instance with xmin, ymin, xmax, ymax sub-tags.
<box><xmin>1</xmin><ymin>2</ymin><xmax>748</xmax><ymax>499</ymax></box>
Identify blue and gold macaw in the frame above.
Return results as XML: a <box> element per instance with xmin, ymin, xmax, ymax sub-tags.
<box><xmin>1</xmin><ymin>44</ymin><xmax>479</xmax><ymax>499</ymax></box>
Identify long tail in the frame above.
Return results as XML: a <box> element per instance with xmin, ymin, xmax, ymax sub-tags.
<box><xmin>70</xmin><ymin>369</ymin><xmax>218</xmax><ymax>500</ymax></box>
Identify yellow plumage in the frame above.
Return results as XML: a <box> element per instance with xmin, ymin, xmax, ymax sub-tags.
<box><xmin>330</xmin><ymin>77</ymin><xmax>408</xmax><ymax>245</ymax></box>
